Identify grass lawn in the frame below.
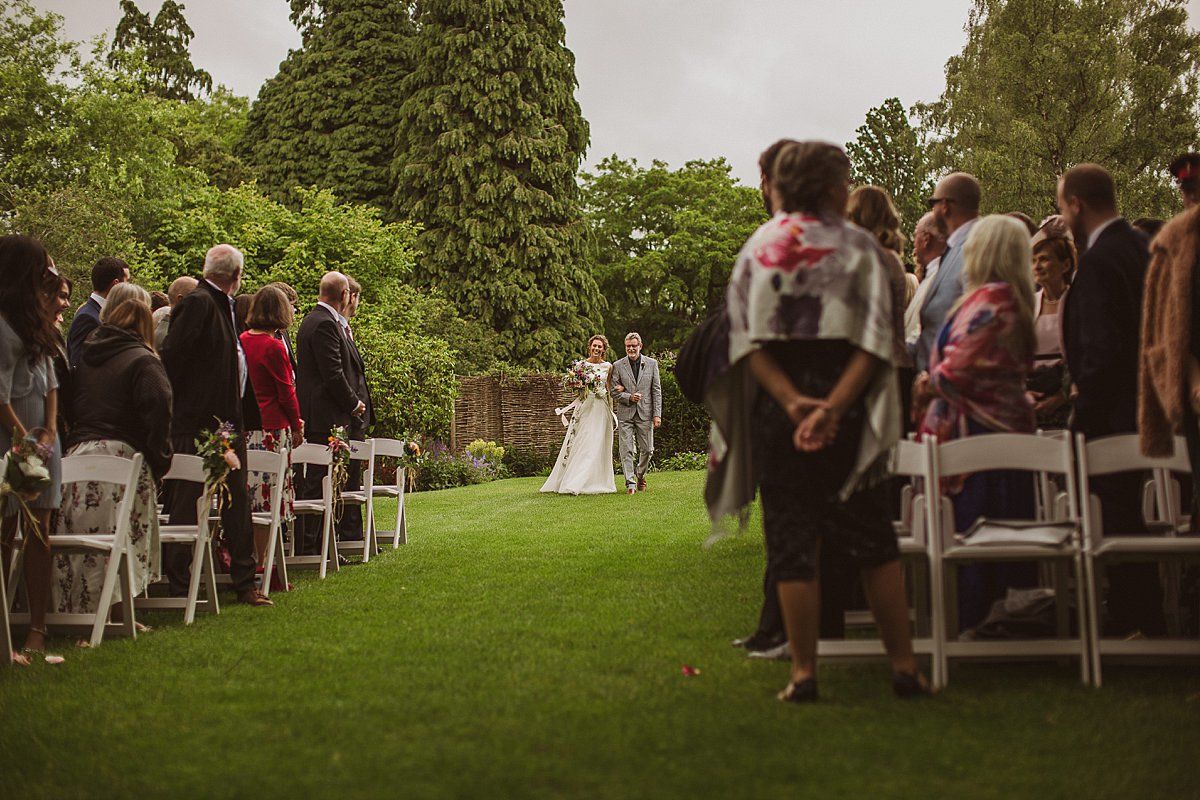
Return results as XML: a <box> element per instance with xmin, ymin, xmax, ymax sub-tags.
<box><xmin>2</xmin><ymin>470</ymin><xmax>1198</xmax><ymax>799</ymax></box>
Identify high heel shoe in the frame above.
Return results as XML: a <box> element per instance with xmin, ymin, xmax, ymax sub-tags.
<box><xmin>892</xmin><ymin>671</ymin><xmax>934</xmax><ymax>698</ymax></box>
<box><xmin>777</xmin><ymin>677</ymin><xmax>818</xmax><ymax>703</ymax></box>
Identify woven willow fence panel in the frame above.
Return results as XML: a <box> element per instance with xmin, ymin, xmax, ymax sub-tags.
<box><xmin>452</xmin><ymin>374</ymin><xmax>574</xmax><ymax>457</ymax></box>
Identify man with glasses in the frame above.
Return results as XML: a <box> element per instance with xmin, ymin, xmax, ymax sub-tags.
<box><xmin>911</xmin><ymin>172</ymin><xmax>982</xmax><ymax>374</ymax></box>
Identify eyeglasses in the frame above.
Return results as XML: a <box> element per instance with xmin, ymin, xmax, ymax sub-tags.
<box><xmin>925</xmin><ymin>196</ymin><xmax>956</xmax><ymax>209</ymax></box>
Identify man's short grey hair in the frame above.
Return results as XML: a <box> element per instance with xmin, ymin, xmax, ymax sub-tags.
<box><xmin>100</xmin><ymin>282</ymin><xmax>151</xmax><ymax>323</ymax></box>
<box><xmin>203</xmin><ymin>244</ymin><xmax>244</xmax><ymax>282</ymax></box>
<box><xmin>624</xmin><ymin>332</ymin><xmax>642</xmax><ymax>344</ymax></box>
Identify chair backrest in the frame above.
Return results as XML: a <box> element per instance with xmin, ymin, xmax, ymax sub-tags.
<box><xmin>162</xmin><ymin>453</ymin><xmax>205</xmax><ymax>483</ymax></box>
<box><xmin>1075</xmin><ymin>433</ymin><xmax>1189</xmax><ymax>540</ymax></box>
<box><xmin>349</xmin><ymin>439</ymin><xmax>374</xmax><ymax>463</ymax></box>
<box><xmin>291</xmin><ymin>442</ymin><xmax>332</xmax><ymax>467</ymax></box>
<box><xmin>370</xmin><ymin>437</ymin><xmax>409</xmax><ymax>459</ymax></box>
<box><xmin>1078</xmin><ymin>433</ymin><xmax>1189</xmax><ymax>477</ymax></box>
<box><xmin>890</xmin><ymin>438</ymin><xmax>926</xmax><ymax>478</ymax></box>
<box><xmin>58</xmin><ymin>453</ymin><xmax>144</xmax><ymax>545</ymax></box>
<box><xmin>245</xmin><ymin>447</ymin><xmax>288</xmax><ymax>475</ymax></box>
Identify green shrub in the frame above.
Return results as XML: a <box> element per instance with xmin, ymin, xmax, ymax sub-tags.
<box><xmin>415</xmin><ymin>450</ymin><xmax>501</xmax><ymax>491</ymax></box>
<box><xmin>465</xmin><ymin>439</ymin><xmax>505</xmax><ymax>464</ymax></box>
<box><xmin>502</xmin><ymin>447</ymin><xmax>557</xmax><ymax>478</ymax></box>
<box><xmin>651</xmin><ymin>351</ymin><xmax>709</xmax><ymax>458</ymax></box>
<box><xmin>653</xmin><ymin>451</ymin><xmax>707</xmax><ymax>472</ymax></box>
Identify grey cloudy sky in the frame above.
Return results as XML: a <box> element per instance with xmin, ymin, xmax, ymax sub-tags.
<box><xmin>33</xmin><ymin>0</ymin><xmax>1200</xmax><ymax>186</ymax></box>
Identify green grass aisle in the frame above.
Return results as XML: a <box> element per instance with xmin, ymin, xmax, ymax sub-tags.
<box><xmin>2</xmin><ymin>471</ymin><xmax>1198</xmax><ymax>799</ymax></box>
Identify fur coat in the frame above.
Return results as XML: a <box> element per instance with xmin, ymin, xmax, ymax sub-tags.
<box><xmin>1139</xmin><ymin>205</ymin><xmax>1200</xmax><ymax>456</ymax></box>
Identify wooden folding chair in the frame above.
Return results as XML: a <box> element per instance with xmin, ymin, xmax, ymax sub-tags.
<box><xmin>248</xmin><ymin>447</ymin><xmax>290</xmax><ymax>597</ymax></box>
<box><xmin>930</xmin><ymin>433</ymin><xmax>1091</xmax><ymax>687</ymax></box>
<box><xmin>9</xmin><ymin>453</ymin><xmax>144</xmax><ymax>646</ymax></box>
<box><xmin>136</xmin><ymin>454</ymin><xmax>220</xmax><ymax>624</ymax></box>
<box><xmin>288</xmin><ymin>443</ymin><xmax>337</xmax><ymax>578</ymax></box>
<box><xmin>366</xmin><ymin>438</ymin><xmax>410</xmax><ymax>549</ymax></box>
<box><xmin>337</xmin><ymin>439</ymin><xmax>375</xmax><ymax>562</ymax></box>
<box><xmin>1075</xmin><ymin>433</ymin><xmax>1200</xmax><ymax>686</ymax></box>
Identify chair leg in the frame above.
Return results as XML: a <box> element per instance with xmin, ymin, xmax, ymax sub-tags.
<box><xmin>184</xmin><ymin>538</ymin><xmax>206</xmax><ymax>625</ymax></box>
<box><xmin>6</xmin><ymin>545</ymin><xmax>24</xmax><ymax>609</ymax></box>
<box><xmin>203</xmin><ymin>542</ymin><xmax>220</xmax><ymax>616</ymax></box>
<box><xmin>1084</xmin><ymin>554</ymin><xmax>1103</xmax><ymax>688</ymax></box>
<box><xmin>274</xmin><ymin>523</ymin><xmax>290</xmax><ymax>591</ymax></box>
<box><xmin>118</xmin><ymin>555</ymin><xmax>137</xmax><ymax>640</ymax></box>
<box><xmin>89</xmin><ymin>547</ymin><xmax>125</xmax><ymax>646</ymax></box>
<box><xmin>1072</xmin><ymin>554</ymin><xmax>1091</xmax><ymax>686</ymax></box>
<box><xmin>318</xmin><ymin>512</ymin><xmax>331</xmax><ymax>580</ymax></box>
<box><xmin>396</xmin><ymin>501</ymin><xmax>407</xmax><ymax>547</ymax></box>
<box><xmin>1</xmin><ymin>565</ymin><xmax>11</xmax><ymax>663</ymax></box>
<box><xmin>261</xmin><ymin>522</ymin><xmax>278</xmax><ymax>598</ymax></box>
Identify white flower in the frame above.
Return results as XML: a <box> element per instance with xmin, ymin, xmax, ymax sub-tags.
<box><xmin>18</xmin><ymin>460</ymin><xmax>42</xmax><ymax>478</ymax></box>
<box><xmin>26</xmin><ymin>455</ymin><xmax>43</xmax><ymax>470</ymax></box>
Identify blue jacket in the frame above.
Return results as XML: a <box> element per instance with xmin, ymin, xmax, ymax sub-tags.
<box><xmin>912</xmin><ymin>219</ymin><xmax>976</xmax><ymax>372</ymax></box>
<box><xmin>66</xmin><ymin>296</ymin><xmax>102</xmax><ymax>369</ymax></box>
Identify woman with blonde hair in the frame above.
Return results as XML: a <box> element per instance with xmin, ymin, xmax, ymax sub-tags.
<box><xmin>915</xmin><ymin>214</ymin><xmax>1038</xmax><ymax>631</ymax></box>
<box><xmin>54</xmin><ymin>285</ymin><xmax>171</xmax><ymax>620</ymax></box>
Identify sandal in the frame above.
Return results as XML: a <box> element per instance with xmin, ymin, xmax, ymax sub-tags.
<box><xmin>892</xmin><ymin>671</ymin><xmax>934</xmax><ymax>698</ymax></box>
<box><xmin>22</xmin><ymin>626</ymin><xmax>64</xmax><ymax>665</ymax></box>
<box><xmin>777</xmin><ymin>676</ymin><xmax>819</xmax><ymax>704</ymax></box>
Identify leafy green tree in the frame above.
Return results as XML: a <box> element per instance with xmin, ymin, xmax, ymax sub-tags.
<box><xmin>919</xmin><ymin>0</ymin><xmax>1200</xmax><ymax>219</ymax></box>
<box><xmin>240</xmin><ymin>0</ymin><xmax>414</xmax><ymax>209</ymax></box>
<box><xmin>846</xmin><ymin>97</ymin><xmax>934</xmax><ymax>241</ymax></box>
<box><xmin>391</xmin><ymin>0</ymin><xmax>601</xmax><ymax>369</ymax></box>
<box><xmin>580</xmin><ymin>156</ymin><xmax>764</xmax><ymax>350</ymax></box>
<box><xmin>108</xmin><ymin>0</ymin><xmax>212</xmax><ymax>102</ymax></box>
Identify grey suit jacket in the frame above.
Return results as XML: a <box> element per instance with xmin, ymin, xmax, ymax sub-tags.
<box><xmin>912</xmin><ymin>218</ymin><xmax>976</xmax><ymax>371</ymax></box>
<box><xmin>611</xmin><ymin>356</ymin><xmax>662</xmax><ymax>422</ymax></box>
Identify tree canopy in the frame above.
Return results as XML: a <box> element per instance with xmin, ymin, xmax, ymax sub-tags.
<box><xmin>846</xmin><ymin>97</ymin><xmax>934</xmax><ymax>242</ymax></box>
<box><xmin>108</xmin><ymin>0</ymin><xmax>212</xmax><ymax>102</ymax></box>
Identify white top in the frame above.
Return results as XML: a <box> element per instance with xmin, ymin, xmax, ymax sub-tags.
<box><xmin>946</xmin><ymin>216</ymin><xmax>980</xmax><ymax>250</ymax></box>
<box><xmin>1033</xmin><ymin>289</ymin><xmax>1063</xmax><ymax>365</ymax></box>
<box><xmin>90</xmin><ymin>291</ymin><xmax>107</xmax><ymax>309</ymax></box>
<box><xmin>904</xmin><ymin>257</ymin><xmax>940</xmax><ymax>344</ymax></box>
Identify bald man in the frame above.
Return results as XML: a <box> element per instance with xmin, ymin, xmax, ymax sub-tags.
<box><xmin>294</xmin><ymin>271</ymin><xmax>366</xmax><ymax>555</ymax></box>
<box><xmin>911</xmin><ymin>172</ymin><xmax>981</xmax><ymax>372</ymax></box>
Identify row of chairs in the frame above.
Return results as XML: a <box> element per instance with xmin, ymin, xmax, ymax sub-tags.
<box><xmin>3</xmin><ymin>438</ymin><xmax>412</xmax><ymax>651</ymax></box>
<box><xmin>822</xmin><ymin>431</ymin><xmax>1199</xmax><ymax>689</ymax></box>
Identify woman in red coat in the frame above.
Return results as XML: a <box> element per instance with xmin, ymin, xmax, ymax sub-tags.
<box><xmin>241</xmin><ymin>286</ymin><xmax>303</xmax><ymax>571</ymax></box>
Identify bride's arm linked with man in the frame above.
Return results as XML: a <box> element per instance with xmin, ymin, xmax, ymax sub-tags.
<box><xmin>610</xmin><ymin>332</ymin><xmax>662</xmax><ymax>494</ymax></box>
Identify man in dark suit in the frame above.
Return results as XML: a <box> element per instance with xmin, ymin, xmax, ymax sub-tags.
<box><xmin>295</xmin><ymin>271</ymin><xmax>366</xmax><ymax>553</ymax></box>
<box><xmin>1059</xmin><ymin>163</ymin><xmax>1164</xmax><ymax>635</ymax></box>
<box><xmin>161</xmin><ymin>244</ymin><xmax>272</xmax><ymax>607</ymax></box>
<box><xmin>67</xmin><ymin>257</ymin><xmax>129</xmax><ymax>367</ymax></box>
<box><xmin>336</xmin><ymin>277</ymin><xmax>375</xmax><ymax>541</ymax></box>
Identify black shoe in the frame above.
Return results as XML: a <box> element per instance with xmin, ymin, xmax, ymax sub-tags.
<box><xmin>778</xmin><ymin>677</ymin><xmax>818</xmax><ymax>703</ymax></box>
<box><xmin>892</xmin><ymin>671</ymin><xmax>934</xmax><ymax>699</ymax></box>
<box><xmin>733</xmin><ymin>631</ymin><xmax>786</xmax><ymax>653</ymax></box>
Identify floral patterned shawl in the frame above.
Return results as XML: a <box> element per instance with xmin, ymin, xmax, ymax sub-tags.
<box><xmin>703</xmin><ymin>212</ymin><xmax>900</xmax><ymax>536</ymax></box>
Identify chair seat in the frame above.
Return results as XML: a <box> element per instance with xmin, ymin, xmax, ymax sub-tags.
<box><xmin>159</xmin><ymin>529</ymin><xmax>204</xmax><ymax>544</ymax></box>
<box><xmin>251</xmin><ymin>513</ymin><xmax>272</xmax><ymax>526</ymax></box>
<box><xmin>292</xmin><ymin>500</ymin><xmax>326</xmax><ymax>513</ymax></box>
<box><xmin>371</xmin><ymin>486</ymin><xmax>402</xmax><ymax>497</ymax></box>
<box><xmin>47</xmin><ymin>534</ymin><xmax>117</xmax><ymax>551</ymax></box>
<box><xmin>340</xmin><ymin>490</ymin><xmax>368</xmax><ymax>503</ymax></box>
<box><xmin>1093</xmin><ymin>536</ymin><xmax>1200</xmax><ymax>557</ymax></box>
<box><xmin>943</xmin><ymin>543</ymin><xmax>1077</xmax><ymax>561</ymax></box>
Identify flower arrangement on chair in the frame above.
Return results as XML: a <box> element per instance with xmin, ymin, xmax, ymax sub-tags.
<box><xmin>327</xmin><ymin>425</ymin><xmax>353</xmax><ymax>520</ymax></box>
<box><xmin>0</xmin><ymin>428</ymin><xmax>54</xmax><ymax>543</ymax></box>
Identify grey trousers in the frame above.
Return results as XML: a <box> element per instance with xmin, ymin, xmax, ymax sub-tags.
<box><xmin>618</xmin><ymin>417</ymin><xmax>654</xmax><ymax>487</ymax></box>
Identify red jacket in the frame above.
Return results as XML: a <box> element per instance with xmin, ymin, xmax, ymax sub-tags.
<box><xmin>240</xmin><ymin>331</ymin><xmax>302</xmax><ymax>432</ymax></box>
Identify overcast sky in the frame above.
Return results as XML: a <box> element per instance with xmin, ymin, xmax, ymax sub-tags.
<box><xmin>32</xmin><ymin>0</ymin><xmax>1200</xmax><ymax>186</ymax></box>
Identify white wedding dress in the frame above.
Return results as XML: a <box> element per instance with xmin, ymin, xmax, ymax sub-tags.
<box><xmin>540</xmin><ymin>361</ymin><xmax>617</xmax><ymax>495</ymax></box>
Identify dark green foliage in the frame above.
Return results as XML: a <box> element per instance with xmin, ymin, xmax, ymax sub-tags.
<box><xmin>581</xmin><ymin>156</ymin><xmax>765</xmax><ymax>351</ymax></box>
<box><xmin>501</xmin><ymin>446</ymin><xmax>557</xmax><ymax>477</ymax></box>
<box><xmin>414</xmin><ymin>448</ymin><xmax>504</xmax><ymax>490</ymax></box>
<box><xmin>846</xmin><ymin>98</ymin><xmax>934</xmax><ymax>243</ymax></box>
<box><xmin>391</xmin><ymin>0</ymin><xmax>602</xmax><ymax>369</ymax></box>
<box><xmin>651</xmin><ymin>352</ymin><xmax>709</xmax><ymax>459</ymax></box>
<box><xmin>108</xmin><ymin>0</ymin><xmax>212</xmax><ymax>101</ymax></box>
<box><xmin>240</xmin><ymin>0</ymin><xmax>415</xmax><ymax>209</ymax></box>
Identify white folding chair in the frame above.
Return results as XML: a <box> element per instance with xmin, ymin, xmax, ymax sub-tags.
<box><xmin>288</xmin><ymin>443</ymin><xmax>337</xmax><ymax>579</ymax></box>
<box><xmin>248</xmin><ymin>447</ymin><xmax>290</xmax><ymax>597</ymax></box>
<box><xmin>2</xmin><ymin>533</ymin><xmax>12</xmax><ymax>662</ymax></box>
<box><xmin>136</xmin><ymin>454</ymin><xmax>220</xmax><ymax>624</ymax></box>
<box><xmin>336</xmin><ymin>439</ymin><xmax>375</xmax><ymax>562</ymax></box>
<box><xmin>816</xmin><ymin>438</ymin><xmax>944</xmax><ymax>688</ymax></box>
<box><xmin>366</xmin><ymin>437</ymin><xmax>410</xmax><ymax>549</ymax></box>
<box><xmin>1075</xmin><ymin>433</ymin><xmax>1200</xmax><ymax>686</ymax></box>
<box><xmin>8</xmin><ymin>453</ymin><xmax>144</xmax><ymax>646</ymax></box>
<box><xmin>930</xmin><ymin>433</ymin><xmax>1090</xmax><ymax>686</ymax></box>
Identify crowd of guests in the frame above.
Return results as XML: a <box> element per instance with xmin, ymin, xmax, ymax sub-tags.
<box><xmin>713</xmin><ymin>140</ymin><xmax>1200</xmax><ymax>702</ymax></box>
<box><xmin>2</xmin><ymin>239</ymin><xmax>375</xmax><ymax>666</ymax></box>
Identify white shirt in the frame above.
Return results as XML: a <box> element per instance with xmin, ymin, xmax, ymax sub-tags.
<box><xmin>90</xmin><ymin>291</ymin><xmax>107</xmax><ymax>310</ymax></box>
<box><xmin>205</xmin><ymin>279</ymin><xmax>247</xmax><ymax>398</ymax></box>
<box><xmin>1086</xmin><ymin>216</ymin><xmax>1121</xmax><ymax>249</ymax></box>
<box><xmin>317</xmin><ymin>301</ymin><xmax>354</xmax><ymax>340</ymax></box>
<box><xmin>904</xmin><ymin>256</ymin><xmax>941</xmax><ymax>344</ymax></box>
<box><xmin>946</xmin><ymin>216</ymin><xmax>979</xmax><ymax>251</ymax></box>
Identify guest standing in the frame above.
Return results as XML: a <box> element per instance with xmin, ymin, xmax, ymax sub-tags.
<box><xmin>66</xmin><ymin>257</ymin><xmax>129</xmax><ymax>368</ymax></box>
<box><xmin>905</xmin><ymin>212</ymin><xmax>948</xmax><ymax>346</ymax></box>
<box><xmin>337</xmin><ymin>277</ymin><xmax>374</xmax><ymax>542</ymax></box>
<box><xmin>53</xmin><ymin>287</ymin><xmax>171</xmax><ymax>615</ymax></box>
<box><xmin>160</xmin><ymin>244</ymin><xmax>271</xmax><ymax>607</ymax></box>
<box><xmin>241</xmin><ymin>285</ymin><xmax>302</xmax><ymax>566</ymax></box>
<box><xmin>915</xmin><ymin>216</ymin><xmax>1039</xmax><ymax>630</ymax></box>
<box><xmin>1028</xmin><ymin>216</ymin><xmax>1075</xmax><ymax>429</ymax></box>
<box><xmin>706</xmin><ymin>141</ymin><xmax>928</xmax><ymax>701</ymax></box>
<box><xmin>46</xmin><ymin>271</ymin><xmax>73</xmax><ymax>439</ymax></box>
<box><xmin>1058</xmin><ymin>163</ymin><xmax>1163</xmax><ymax>635</ymax></box>
<box><xmin>153</xmin><ymin>276</ymin><xmax>198</xmax><ymax>352</ymax></box>
<box><xmin>0</xmin><ymin>235</ymin><xmax>64</xmax><ymax>661</ymax></box>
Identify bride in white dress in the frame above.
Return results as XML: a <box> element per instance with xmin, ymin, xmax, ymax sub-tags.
<box><xmin>540</xmin><ymin>335</ymin><xmax>617</xmax><ymax>495</ymax></box>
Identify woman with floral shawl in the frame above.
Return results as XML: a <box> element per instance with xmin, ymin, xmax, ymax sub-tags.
<box><xmin>704</xmin><ymin>141</ymin><xmax>929</xmax><ymax>702</ymax></box>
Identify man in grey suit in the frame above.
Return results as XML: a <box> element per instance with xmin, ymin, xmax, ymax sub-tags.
<box><xmin>911</xmin><ymin>172</ymin><xmax>982</xmax><ymax>373</ymax></box>
<box><xmin>611</xmin><ymin>332</ymin><xmax>662</xmax><ymax>494</ymax></box>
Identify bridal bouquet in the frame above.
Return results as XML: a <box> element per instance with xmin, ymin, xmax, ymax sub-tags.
<box><xmin>561</xmin><ymin>360</ymin><xmax>607</xmax><ymax>399</ymax></box>
<box><xmin>1</xmin><ymin>429</ymin><xmax>54</xmax><ymax>542</ymax></box>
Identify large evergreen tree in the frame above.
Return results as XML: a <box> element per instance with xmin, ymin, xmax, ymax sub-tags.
<box><xmin>239</xmin><ymin>0</ymin><xmax>414</xmax><ymax>209</ymax></box>
<box><xmin>107</xmin><ymin>0</ymin><xmax>212</xmax><ymax>102</ymax></box>
<box><xmin>391</xmin><ymin>0</ymin><xmax>601</xmax><ymax>368</ymax></box>
<box><xmin>846</xmin><ymin>97</ymin><xmax>934</xmax><ymax>242</ymax></box>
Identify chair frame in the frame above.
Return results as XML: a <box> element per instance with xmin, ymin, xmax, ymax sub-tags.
<box><xmin>335</xmin><ymin>439</ymin><xmax>376</xmax><ymax>562</ymax></box>
<box><xmin>136</xmin><ymin>454</ymin><xmax>220</xmax><ymax>624</ymax></box>
<box><xmin>929</xmin><ymin>432</ymin><xmax>1091</xmax><ymax>686</ymax></box>
<box><xmin>288</xmin><ymin>443</ymin><xmax>337</xmax><ymax>579</ymax></box>
<box><xmin>1075</xmin><ymin>433</ymin><xmax>1200</xmax><ymax>686</ymax></box>
<box><xmin>8</xmin><ymin>453</ymin><xmax>144</xmax><ymax>646</ymax></box>
<box><xmin>248</xmin><ymin>446</ymin><xmax>290</xmax><ymax>597</ymax></box>
<box><xmin>365</xmin><ymin>437</ymin><xmax>410</xmax><ymax>550</ymax></box>
<box><xmin>2</xmin><ymin>522</ymin><xmax>12</xmax><ymax>661</ymax></box>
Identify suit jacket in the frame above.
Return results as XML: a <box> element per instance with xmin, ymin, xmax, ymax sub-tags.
<box><xmin>161</xmin><ymin>279</ymin><xmax>246</xmax><ymax>434</ymax></box>
<box><xmin>611</xmin><ymin>355</ymin><xmax>661</xmax><ymax>422</ymax></box>
<box><xmin>66</xmin><ymin>296</ymin><xmax>102</xmax><ymax>369</ymax></box>
<box><xmin>1063</xmin><ymin>218</ymin><xmax>1147</xmax><ymax>439</ymax></box>
<box><xmin>913</xmin><ymin>218</ymin><xmax>977</xmax><ymax>371</ymax></box>
<box><xmin>344</xmin><ymin>328</ymin><xmax>374</xmax><ymax>433</ymax></box>
<box><xmin>295</xmin><ymin>305</ymin><xmax>360</xmax><ymax>438</ymax></box>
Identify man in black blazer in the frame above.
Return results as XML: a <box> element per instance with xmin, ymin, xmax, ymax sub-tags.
<box><xmin>66</xmin><ymin>257</ymin><xmax>129</xmax><ymax>367</ymax></box>
<box><xmin>336</xmin><ymin>277</ymin><xmax>375</xmax><ymax>541</ymax></box>
<box><xmin>161</xmin><ymin>244</ymin><xmax>272</xmax><ymax>607</ymax></box>
<box><xmin>295</xmin><ymin>271</ymin><xmax>366</xmax><ymax>553</ymax></box>
<box><xmin>1058</xmin><ymin>163</ymin><xmax>1164</xmax><ymax>635</ymax></box>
